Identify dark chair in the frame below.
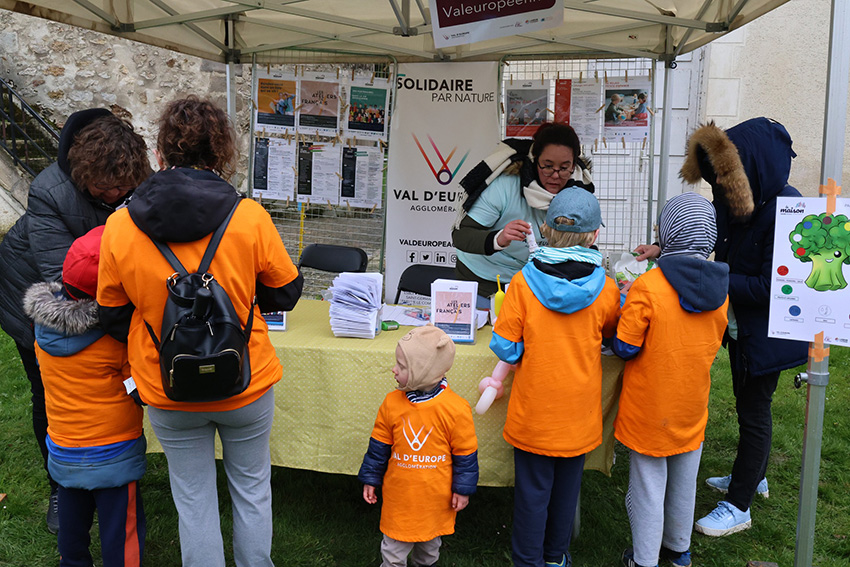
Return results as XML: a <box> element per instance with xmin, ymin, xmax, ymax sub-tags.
<box><xmin>298</xmin><ymin>243</ymin><xmax>369</xmax><ymax>273</ymax></box>
<box><xmin>394</xmin><ymin>264</ymin><xmax>457</xmax><ymax>303</ymax></box>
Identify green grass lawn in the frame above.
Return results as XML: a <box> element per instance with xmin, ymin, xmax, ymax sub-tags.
<box><xmin>1</xmin><ymin>330</ymin><xmax>849</xmax><ymax>566</ymax></box>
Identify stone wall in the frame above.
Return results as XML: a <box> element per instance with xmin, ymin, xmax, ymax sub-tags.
<box><xmin>0</xmin><ymin>8</ymin><xmax>255</xmax><ymax>200</ymax></box>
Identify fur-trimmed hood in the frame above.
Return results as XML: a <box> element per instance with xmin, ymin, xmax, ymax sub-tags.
<box><xmin>24</xmin><ymin>282</ymin><xmax>100</xmax><ymax>336</ymax></box>
<box><xmin>680</xmin><ymin>118</ymin><xmax>796</xmax><ymax>220</ymax></box>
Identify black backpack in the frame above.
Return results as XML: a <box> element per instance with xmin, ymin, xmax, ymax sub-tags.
<box><xmin>143</xmin><ymin>202</ymin><xmax>254</xmax><ymax>402</ymax></box>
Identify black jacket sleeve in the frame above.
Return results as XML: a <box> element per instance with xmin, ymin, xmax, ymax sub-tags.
<box><xmin>451</xmin><ymin>450</ymin><xmax>479</xmax><ymax>495</ymax></box>
<box><xmin>256</xmin><ymin>272</ymin><xmax>304</xmax><ymax>313</ymax></box>
<box><xmin>452</xmin><ymin>215</ymin><xmax>499</xmax><ymax>255</ymax></box>
<box><xmin>99</xmin><ymin>302</ymin><xmax>136</xmax><ymax>343</ymax></box>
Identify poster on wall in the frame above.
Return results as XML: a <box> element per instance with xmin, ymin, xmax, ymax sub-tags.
<box><xmin>430</xmin><ymin>0</ymin><xmax>563</xmax><ymax>48</ymax></box>
<box><xmin>341</xmin><ymin>146</ymin><xmax>384</xmax><ymax>209</ymax></box>
<box><xmin>254</xmin><ymin>70</ymin><xmax>297</xmax><ymax>135</ymax></box>
<box><xmin>296</xmin><ymin>141</ymin><xmax>341</xmax><ymax>204</ymax></box>
<box><xmin>298</xmin><ymin>73</ymin><xmax>341</xmax><ymax>136</ymax></box>
<box><xmin>253</xmin><ymin>137</ymin><xmax>297</xmax><ymax>200</ymax></box>
<box><xmin>768</xmin><ymin>197</ymin><xmax>850</xmax><ymax>346</ymax></box>
<box><xmin>553</xmin><ymin>79</ymin><xmax>571</xmax><ymax>124</ymax></box>
<box><xmin>385</xmin><ymin>61</ymin><xmax>500</xmax><ymax>303</ymax></box>
<box><xmin>505</xmin><ymin>80</ymin><xmax>550</xmax><ymax>138</ymax></box>
<box><xmin>567</xmin><ymin>80</ymin><xmax>602</xmax><ymax>143</ymax></box>
<box><xmin>345</xmin><ymin>79</ymin><xmax>390</xmax><ymax>140</ymax></box>
<box><xmin>603</xmin><ymin>77</ymin><xmax>651</xmax><ymax>142</ymax></box>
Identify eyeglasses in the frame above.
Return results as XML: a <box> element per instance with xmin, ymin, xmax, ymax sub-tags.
<box><xmin>537</xmin><ymin>162</ymin><xmax>574</xmax><ymax>178</ymax></box>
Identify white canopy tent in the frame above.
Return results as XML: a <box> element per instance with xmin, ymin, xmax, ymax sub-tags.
<box><xmin>1</xmin><ymin>1</ymin><xmax>790</xmax><ymax>63</ymax></box>
<box><xmin>4</xmin><ymin>3</ymin><xmax>850</xmax><ymax>567</ymax></box>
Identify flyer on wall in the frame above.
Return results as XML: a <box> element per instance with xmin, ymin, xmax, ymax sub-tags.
<box><xmin>345</xmin><ymin>78</ymin><xmax>390</xmax><ymax>141</ymax></box>
<box><xmin>505</xmin><ymin>79</ymin><xmax>550</xmax><ymax>138</ymax></box>
<box><xmin>429</xmin><ymin>0</ymin><xmax>562</xmax><ymax>48</ymax></box>
<box><xmin>384</xmin><ymin>61</ymin><xmax>499</xmax><ymax>303</ymax></box>
<box><xmin>341</xmin><ymin>145</ymin><xmax>383</xmax><ymax>209</ymax></box>
<box><xmin>253</xmin><ymin>137</ymin><xmax>297</xmax><ymax>201</ymax></box>
<box><xmin>768</xmin><ymin>196</ymin><xmax>850</xmax><ymax>345</ymax></box>
<box><xmin>254</xmin><ymin>70</ymin><xmax>298</xmax><ymax>135</ymax></box>
<box><xmin>602</xmin><ymin>77</ymin><xmax>651</xmax><ymax>142</ymax></box>
<box><xmin>298</xmin><ymin>72</ymin><xmax>341</xmax><ymax>136</ymax></box>
<box><xmin>554</xmin><ymin>79</ymin><xmax>601</xmax><ymax>144</ymax></box>
<box><xmin>296</xmin><ymin>141</ymin><xmax>342</xmax><ymax>204</ymax></box>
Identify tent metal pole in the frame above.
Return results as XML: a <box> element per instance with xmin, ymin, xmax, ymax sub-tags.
<box><xmin>645</xmin><ymin>61</ymin><xmax>658</xmax><ymax>244</ymax></box>
<box><xmin>657</xmin><ymin>63</ymin><xmax>675</xmax><ymax>211</ymax></box>
<box><xmin>225</xmin><ymin>17</ymin><xmax>237</xmax><ymax>124</ymax></box>
<box><xmin>795</xmin><ymin>1</ymin><xmax>850</xmax><ymax>565</ymax></box>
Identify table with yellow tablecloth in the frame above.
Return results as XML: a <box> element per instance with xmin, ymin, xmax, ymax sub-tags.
<box><xmin>147</xmin><ymin>299</ymin><xmax>624</xmax><ymax>486</ymax></box>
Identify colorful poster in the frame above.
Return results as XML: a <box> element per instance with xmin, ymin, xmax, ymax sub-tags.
<box><xmin>254</xmin><ymin>70</ymin><xmax>297</xmax><ymax>134</ymax></box>
<box><xmin>341</xmin><ymin>145</ymin><xmax>384</xmax><ymax>209</ymax></box>
<box><xmin>296</xmin><ymin>142</ymin><xmax>341</xmax><ymax>204</ymax></box>
<box><xmin>569</xmin><ymin>80</ymin><xmax>603</xmax><ymax>143</ymax></box>
<box><xmin>603</xmin><ymin>77</ymin><xmax>651</xmax><ymax>142</ymax></box>
<box><xmin>252</xmin><ymin>137</ymin><xmax>296</xmax><ymax>200</ymax></box>
<box><xmin>768</xmin><ymin>196</ymin><xmax>850</xmax><ymax>345</ymax></box>
<box><xmin>385</xmin><ymin>62</ymin><xmax>499</xmax><ymax>303</ymax></box>
<box><xmin>430</xmin><ymin>0</ymin><xmax>563</xmax><ymax>48</ymax></box>
<box><xmin>346</xmin><ymin>79</ymin><xmax>390</xmax><ymax>140</ymax></box>
<box><xmin>298</xmin><ymin>73</ymin><xmax>341</xmax><ymax>135</ymax></box>
<box><xmin>505</xmin><ymin>80</ymin><xmax>550</xmax><ymax>138</ymax></box>
<box><xmin>553</xmin><ymin>79</ymin><xmax>571</xmax><ymax>124</ymax></box>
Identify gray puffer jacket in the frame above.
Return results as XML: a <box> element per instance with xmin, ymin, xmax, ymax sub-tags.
<box><xmin>0</xmin><ymin>109</ymin><xmax>127</xmax><ymax>348</ymax></box>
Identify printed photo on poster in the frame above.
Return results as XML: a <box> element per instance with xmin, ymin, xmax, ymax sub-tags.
<box><xmin>255</xmin><ymin>71</ymin><xmax>297</xmax><ymax>134</ymax></box>
<box><xmin>298</xmin><ymin>74</ymin><xmax>340</xmax><ymax>135</ymax></box>
<box><xmin>296</xmin><ymin>141</ymin><xmax>341</xmax><ymax>204</ymax></box>
<box><xmin>341</xmin><ymin>146</ymin><xmax>383</xmax><ymax>209</ymax></box>
<box><xmin>346</xmin><ymin>80</ymin><xmax>389</xmax><ymax>140</ymax></box>
<box><xmin>768</xmin><ymin>196</ymin><xmax>850</xmax><ymax>345</ymax></box>
<box><xmin>603</xmin><ymin>78</ymin><xmax>652</xmax><ymax>142</ymax></box>
<box><xmin>505</xmin><ymin>81</ymin><xmax>550</xmax><ymax>138</ymax></box>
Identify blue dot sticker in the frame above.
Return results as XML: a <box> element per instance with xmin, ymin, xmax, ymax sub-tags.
<box><xmin>789</xmin><ymin>305</ymin><xmax>802</xmax><ymax>316</ymax></box>
<box><xmin>804</xmin><ymin>221</ymin><xmax>813</xmax><ymax>229</ymax></box>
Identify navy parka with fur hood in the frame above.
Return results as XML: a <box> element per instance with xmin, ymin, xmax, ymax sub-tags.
<box><xmin>680</xmin><ymin>117</ymin><xmax>807</xmax><ymax>377</ymax></box>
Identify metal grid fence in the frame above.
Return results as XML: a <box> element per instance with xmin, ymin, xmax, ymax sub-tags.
<box><xmin>250</xmin><ymin>52</ymin><xmax>654</xmax><ymax>296</ymax></box>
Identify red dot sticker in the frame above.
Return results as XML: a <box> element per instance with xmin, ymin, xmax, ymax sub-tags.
<box><xmin>778</xmin><ymin>266</ymin><xmax>789</xmax><ymax>276</ymax></box>
<box><xmin>796</xmin><ymin>247</ymin><xmax>806</xmax><ymax>256</ymax></box>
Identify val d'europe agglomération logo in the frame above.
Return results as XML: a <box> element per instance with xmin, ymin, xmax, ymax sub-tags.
<box><xmin>412</xmin><ymin>133</ymin><xmax>470</xmax><ymax>186</ymax></box>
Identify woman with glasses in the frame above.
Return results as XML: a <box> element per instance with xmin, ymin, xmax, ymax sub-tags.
<box><xmin>0</xmin><ymin>109</ymin><xmax>151</xmax><ymax>534</ymax></box>
<box><xmin>452</xmin><ymin>122</ymin><xmax>594</xmax><ymax>303</ymax></box>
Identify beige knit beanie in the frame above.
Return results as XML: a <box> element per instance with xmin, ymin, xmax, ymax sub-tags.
<box><xmin>396</xmin><ymin>325</ymin><xmax>456</xmax><ymax>392</ymax></box>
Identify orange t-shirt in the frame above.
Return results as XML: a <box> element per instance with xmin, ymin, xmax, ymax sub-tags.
<box><xmin>494</xmin><ymin>271</ymin><xmax>620</xmax><ymax>457</ymax></box>
<box><xmin>97</xmin><ymin>200</ymin><xmax>300</xmax><ymax>411</ymax></box>
<box><xmin>36</xmin><ymin>335</ymin><xmax>142</xmax><ymax>448</ymax></box>
<box><xmin>370</xmin><ymin>387</ymin><xmax>478</xmax><ymax>542</ymax></box>
<box><xmin>614</xmin><ymin>268</ymin><xmax>728</xmax><ymax>457</ymax></box>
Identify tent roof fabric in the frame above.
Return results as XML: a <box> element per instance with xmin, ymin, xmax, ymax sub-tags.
<box><xmin>1</xmin><ymin>0</ymin><xmax>789</xmax><ymax>63</ymax></box>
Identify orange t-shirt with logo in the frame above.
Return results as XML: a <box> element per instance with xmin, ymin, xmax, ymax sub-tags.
<box><xmin>370</xmin><ymin>387</ymin><xmax>478</xmax><ymax>542</ymax></box>
<box><xmin>614</xmin><ymin>268</ymin><xmax>728</xmax><ymax>457</ymax></box>
<box><xmin>495</xmin><ymin>271</ymin><xmax>620</xmax><ymax>457</ymax></box>
<box><xmin>36</xmin><ymin>335</ymin><xmax>142</xmax><ymax>448</ymax></box>
<box><xmin>97</xmin><ymin>200</ymin><xmax>300</xmax><ymax>412</ymax></box>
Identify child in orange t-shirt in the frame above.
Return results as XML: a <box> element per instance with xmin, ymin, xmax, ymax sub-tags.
<box><xmin>358</xmin><ymin>326</ymin><xmax>478</xmax><ymax>567</ymax></box>
<box><xmin>23</xmin><ymin>226</ymin><xmax>146</xmax><ymax>566</ymax></box>
<box><xmin>491</xmin><ymin>188</ymin><xmax>620</xmax><ymax>567</ymax></box>
<box><xmin>613</xmin><ymin>192</ymin><xmax>729</xmax><ymax>567</ymax></box>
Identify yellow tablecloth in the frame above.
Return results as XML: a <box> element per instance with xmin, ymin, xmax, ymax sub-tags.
<box><xmin>148</xmin><ymin>300</ymin><xmax>624</xmax><ymax>486</ymax></box>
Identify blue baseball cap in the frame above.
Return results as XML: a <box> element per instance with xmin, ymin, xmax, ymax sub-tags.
<box><xmin>546</xmin><ymin>188</ymin><xmax>604</xmax><ymax>232</ymax></box>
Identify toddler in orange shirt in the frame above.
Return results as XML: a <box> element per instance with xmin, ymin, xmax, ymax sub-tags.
<box><xmin>358</xmin><ymin>325</ymin><xmax>479</xmax><ymax>567</ymax></box>
<box><xmin>613</xmin><ymin>192</ymin><xmax>729</xmax><ymax>567</ymax></box>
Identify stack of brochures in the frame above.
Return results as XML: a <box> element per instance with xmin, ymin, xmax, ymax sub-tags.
<box><xmin>328</xmin><ymin>272</ymin><xmax>384</xmax><ymax>339</ymax></box>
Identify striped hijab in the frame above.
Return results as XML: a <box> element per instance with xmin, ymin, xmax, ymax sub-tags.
<box><xmin>658</xmin><ymin>192</ymin><xmax>717</xmax><ymax>259</ymax></box>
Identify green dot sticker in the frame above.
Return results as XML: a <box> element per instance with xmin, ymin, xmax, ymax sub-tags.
<box><xmin>782</xmin><ymin>284</ymin><xmax>793</xmax><ymax>295</ymax></box>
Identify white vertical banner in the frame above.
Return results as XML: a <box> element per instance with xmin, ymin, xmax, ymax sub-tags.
<box><xmin>385</xmin><ymin>62</ymin><xmax>500</xmax><ymax>303</ymax></box>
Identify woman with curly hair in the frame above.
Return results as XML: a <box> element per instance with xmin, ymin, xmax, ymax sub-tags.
<box><xmin>0</xmin><ymin>109</ymin><xmax>151</xmax><ymax>534</ymax></box>
<box><xmin>97</xmin><ymin>96</ymin><xmax>303</xmax><ymax>567</ymax></box>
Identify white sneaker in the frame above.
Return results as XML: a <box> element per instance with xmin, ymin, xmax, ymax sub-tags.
<box><xmin>705</xmin><ymin>474</ymin><xmax>769</xmax><ymax>498</ymax></box>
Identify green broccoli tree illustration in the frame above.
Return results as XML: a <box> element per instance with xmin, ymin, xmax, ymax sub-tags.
<box><xmin>789</xmin><ymin>212</ymin><xmax>850</xmax><ymax>291</ymax></box>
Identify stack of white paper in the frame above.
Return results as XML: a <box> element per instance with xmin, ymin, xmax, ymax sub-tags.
<box><xmin>328</xmin><ymin>272</ymin><xmax>383</xmax><ymax>339</ymax></box>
